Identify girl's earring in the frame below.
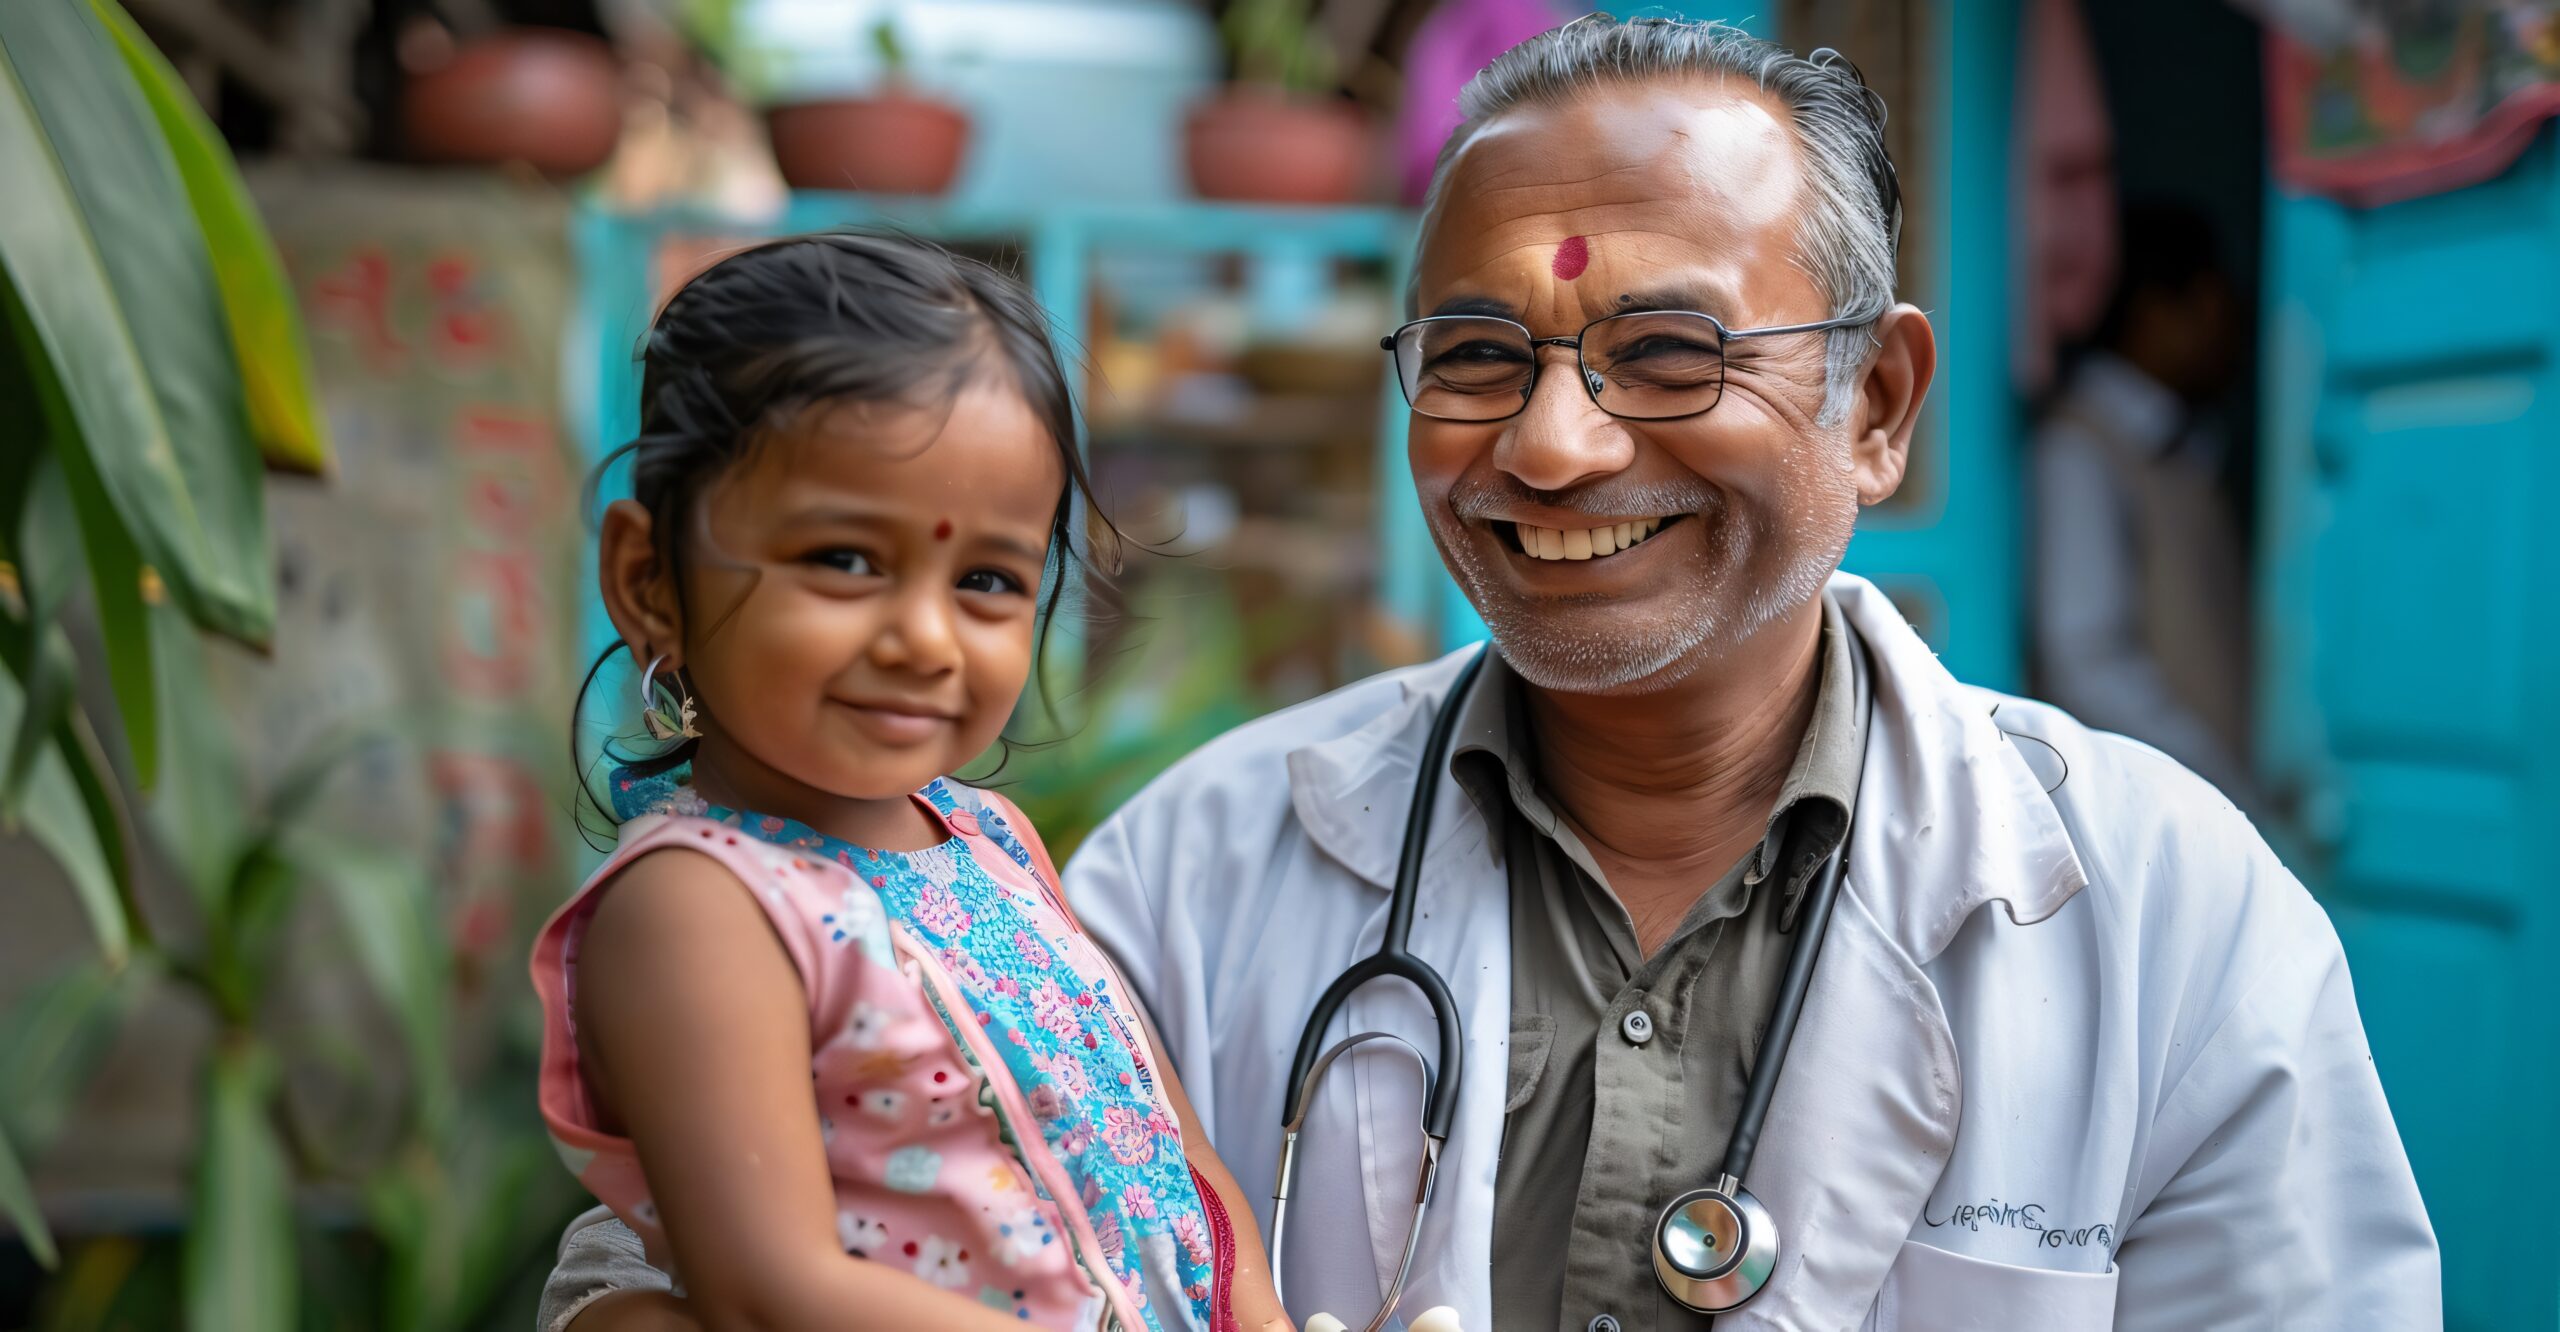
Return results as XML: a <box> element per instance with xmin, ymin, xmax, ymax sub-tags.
<box><xmin>639</xmin><ymin>653</ymin><xmax>701</xmax><ymax>742</ymax></box>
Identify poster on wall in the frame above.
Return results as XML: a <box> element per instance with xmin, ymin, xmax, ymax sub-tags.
<box><xmin>245</xmin><ymin>164</ymin><xmax>586</xmax><ymax>1022</ymax></box>
<box><xmin>2260</xmin><ymin>1</ymin><xmax>2560</xmax><ymax>205</ymax></box>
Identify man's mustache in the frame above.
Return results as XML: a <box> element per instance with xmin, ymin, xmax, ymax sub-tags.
<box><xmin>1446</xmin><ymin>473</ymin><xmax>1718</xmax><ymax>522</ymax></box>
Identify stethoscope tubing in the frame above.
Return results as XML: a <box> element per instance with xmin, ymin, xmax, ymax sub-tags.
<box><xmin>1279</xmin><ymin>649</ymin><xmax>1487</xmax><ymax>1143</ymax></box>
<box><xmin>1271</xmin><ymin>635</ymin><xmax>1870</xmax><ymax>1324</ymax></box>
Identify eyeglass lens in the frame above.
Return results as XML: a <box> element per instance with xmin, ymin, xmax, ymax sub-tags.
<box><xmin>1391</xmin><ymin>312</ymin><xmax>1730</xmax><ymax>422</ymax></box>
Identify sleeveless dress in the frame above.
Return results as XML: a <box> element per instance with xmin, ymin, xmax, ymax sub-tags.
<box><xmin>531</xmin><ymin>771</ymin><xmax>1238</xmax><ymax>1331</ymax></box>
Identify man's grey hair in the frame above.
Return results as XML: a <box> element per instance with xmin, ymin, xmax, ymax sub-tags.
<box><xmin>1420</xmin><ymin>14</ymin><xmax>1902</xmax><ymax>426</ymax></box>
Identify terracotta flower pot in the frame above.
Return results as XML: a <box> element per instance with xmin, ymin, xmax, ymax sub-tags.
<box><xmin>403</xmin><ymin>28</ymin><xmax>621</xmax><ymax>176</ymax></box>
<box><xmin>1184</xmin><ymin>92</ymin><xmax>1371</xmax><ymax>205</ymax></box>
<box><xmin>765</xmin><ymin>94</ymin><xmax>972</xmax><ymax>196</ymax></box>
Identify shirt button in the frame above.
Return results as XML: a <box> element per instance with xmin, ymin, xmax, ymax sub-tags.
<box><xmin>1620</xmin><ymin>1009</ymin><xmax>1654</xmax><ymax>1045</ymax></box>
<box><xmin>1588</xmin><ymin>1316</ymin><xmax>1623</xmax><ymax>1332</ymax></box>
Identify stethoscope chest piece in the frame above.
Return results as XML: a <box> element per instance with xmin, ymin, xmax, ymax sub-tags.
<box><xmin>1653</xmin><ymin>1175</ymin><xmax>1778</xmax><ymax>1314</ymax></box>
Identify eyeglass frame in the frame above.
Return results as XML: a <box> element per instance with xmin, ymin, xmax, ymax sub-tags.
<box><xmin>1378</xmin><ymin>304</ymin><xmax>1887</xmax><ymax>423</ymax></box>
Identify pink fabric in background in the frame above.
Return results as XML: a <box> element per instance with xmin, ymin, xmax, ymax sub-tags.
<box><xmin>1398</xmin><ymin>0</ymin><xmax>1575</xmax><ymax>203</ymax></box>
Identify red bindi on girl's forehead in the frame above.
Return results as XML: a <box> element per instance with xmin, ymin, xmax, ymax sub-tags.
<box><xmin>933</xmin><ymin>518</ymin><xmax>953</xmax><ymax>541</ymax></box>
<box><xmin>1552</xmin><ymin>235</ymin><xmax>1591</xmax><ymax>281</ymax></box>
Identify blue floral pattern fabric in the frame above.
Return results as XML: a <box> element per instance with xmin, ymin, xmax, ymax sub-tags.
<box><xmin>610</xmin><ymin>769</ymin><xmax>1218</xmax><ymax>1330</ymax></box>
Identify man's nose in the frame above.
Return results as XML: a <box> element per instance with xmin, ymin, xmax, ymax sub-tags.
<box><xmin>1494</xmin><ymin>346</ymin><xmax>1635</xmax><ymax>493</ymax></box>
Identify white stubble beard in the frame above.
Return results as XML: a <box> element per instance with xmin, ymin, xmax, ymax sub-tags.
<box><xmin>1430</xmin><ymin>436</ymin><xmax>1860</xmax><ymax>696</ymax></box>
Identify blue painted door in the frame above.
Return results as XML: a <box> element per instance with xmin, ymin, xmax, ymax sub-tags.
<box><xmin>2261</xmin><ymin>131</ymin><xmax>2560</xmax><ymax>1331</ymax></box>
<box><xmin>1838</xmin><ymin>0</ymin><xmax>2024</xmax><ymax>691</ymax></box>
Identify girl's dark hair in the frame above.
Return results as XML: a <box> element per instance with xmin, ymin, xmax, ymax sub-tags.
<box><xmin>571</xmin><ymin>231</ymin><xmax>1106</xmax><ymax>842</ymax></box>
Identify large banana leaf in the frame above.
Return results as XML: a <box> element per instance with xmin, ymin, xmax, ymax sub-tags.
<box><xmin>89</xmin><ymin>0</ymin><xmax>327</xmax><ymax>477</ymax></box>
<box><xmin>184</xmin><ymin>1041</ymin><xmax>295</xmax><ymax>1332</ymax></box>
<box><xmin>0</xmin><ymin>0</ymin><xmax>272</xmax><ymax>648</ymax></box>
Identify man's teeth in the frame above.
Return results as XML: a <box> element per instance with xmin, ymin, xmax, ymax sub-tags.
<box><xmin>1516</xmin><ymin>518</ymin><xmax>1664</xmax><ymax>561</ymax></box>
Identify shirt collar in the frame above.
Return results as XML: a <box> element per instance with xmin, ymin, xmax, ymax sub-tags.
<box><xmin>1283</xmin><ymin>573</ymin><xmax>2091</xmax><ymax>966</ymax></box>
<box><xmin>1446</xmin><ymin>592</ymin><xmax>1865</xmax><ymax>900</ymax></box>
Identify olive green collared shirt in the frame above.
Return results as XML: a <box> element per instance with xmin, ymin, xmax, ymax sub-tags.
<box><xmin>1451</xmin><ymin>595</ymin><xmax>1867</xmax><ymax>1332</ymax></box>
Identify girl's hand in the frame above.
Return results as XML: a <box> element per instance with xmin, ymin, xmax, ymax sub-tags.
<box><xmin>566</xmin><ymin>1290</ymin><xmax>703</xmax><ymax>1332</ymax></box>
<box><xmin>1230</xmin><ymin>1275</ymin><xmax>1295</xmax><ymax>1332</ymax></box>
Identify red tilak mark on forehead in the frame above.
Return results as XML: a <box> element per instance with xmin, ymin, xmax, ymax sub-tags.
<box><xmin>1552</xmin><ymin>235</ymin><xmax>1591</xmax><ymax>281</ymax></box>
<box><xmin>933</xmin><ymin>518</ymin><xmax>954</xmax><ymax>541</ymax></box>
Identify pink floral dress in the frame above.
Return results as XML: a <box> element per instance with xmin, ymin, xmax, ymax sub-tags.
<box><xmin>532</xmin><ymin>772</ymin><xmax>1238</xmax><ymax>1331</ymax></box>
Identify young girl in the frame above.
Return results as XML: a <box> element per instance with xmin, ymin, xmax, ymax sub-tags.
<box><xmin>533</xmin><ymin>234</ymin><xmax>1285</xmax><ymax>1332</ymax></box>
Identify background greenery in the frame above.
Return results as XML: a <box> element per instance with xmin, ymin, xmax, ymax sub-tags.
<box><xmin>0</xmin><ymin>2</ymin><xmax>555</xmax><ymax>1328</ymax></box>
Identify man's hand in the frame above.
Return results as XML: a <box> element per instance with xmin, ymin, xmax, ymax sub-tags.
<box><xmin>1303</xmin><ymin>1306</ymin><xmax>1464</xmax><ymax>1332</ymax></box>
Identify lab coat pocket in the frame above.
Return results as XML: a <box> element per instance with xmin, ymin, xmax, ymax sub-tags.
<box><xmin>1866</xmin><ymin>1240</ymin><xmax>2118</xmax><ymax>1330</ymax></box>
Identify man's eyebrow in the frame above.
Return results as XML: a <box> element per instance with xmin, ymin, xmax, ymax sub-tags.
<box><xmin>1426</xmin><ymin>294</ymin><xmax>1519</xmax><ymax>319</ymax></box>
<box><xmin>1615</xmin><ymin>284</ymin><xmax>1739</xmax><ymax>318</ymax></box>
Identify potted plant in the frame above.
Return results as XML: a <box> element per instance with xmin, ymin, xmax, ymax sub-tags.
<box><xmin>764</xmin><ymin>17</ymin><xmax>972</xmax><ymax>196</ymax></box>
<box><xmin>403</xmin><ymin>24</ymin><xmax>625</xmax><ymax>177</ymax></box>
<box><xmin>1186</xmin><ymin>0</ymin><xmax>1370</xmax><ymax>204</ymax></box>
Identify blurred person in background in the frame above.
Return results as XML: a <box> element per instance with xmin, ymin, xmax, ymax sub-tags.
<box><xmin>2032</xmin><ymin>200</ymin><xmax>2261</xmax><ymax>815</ymax></box>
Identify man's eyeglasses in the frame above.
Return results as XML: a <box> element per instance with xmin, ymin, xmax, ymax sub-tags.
<box><xmin>1380</xmin><ymin>307</ymin><xmax>1880</xmax><ymax>423</ymax></box>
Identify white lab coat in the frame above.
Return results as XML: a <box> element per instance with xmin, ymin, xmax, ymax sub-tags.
<box><xmin>1068</xmin><ymin>574</ymin><xmax>2439</xmax><ymax>1330</ymax></box>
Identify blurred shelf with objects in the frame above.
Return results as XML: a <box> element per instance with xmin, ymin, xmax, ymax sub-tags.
<box><xmin>575</xmin><ymin>196</ymin><xmax>1427</xmax><ymax>852</ymax></box>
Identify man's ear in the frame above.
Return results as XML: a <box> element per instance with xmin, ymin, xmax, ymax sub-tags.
<box><xmin>599</xmin><ymin>499</ymin><xmax>682</xmax><ymax>667</ymax></box>
<box><xmin>1848</xmin><ymin>303</ymin><xmax>1936</xmax><ymax>507</ymax></box>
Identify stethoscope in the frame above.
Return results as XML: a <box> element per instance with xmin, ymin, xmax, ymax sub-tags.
<box><xmin>1270</xmin><ymin>640</ymin><xmax>1869</xmax><ymax>1329</ymax></box>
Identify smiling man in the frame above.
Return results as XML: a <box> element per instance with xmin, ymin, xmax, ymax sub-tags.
<box><xmin>542</xmin><ymin>16</ymin><xmax>2435</xmax><ymax>1332</ymax></box>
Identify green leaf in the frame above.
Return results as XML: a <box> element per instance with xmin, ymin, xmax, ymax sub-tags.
<box><xmin>869</xmin><ymin>16</ymin><xmax>906</xmax><ymax>72</ymax></box>
<box><xmin>0</xmin><ymin>652</ymin><xmax>128</xmax><ymax>965</ymax></box>
<box><xmin>0</xmin><ymin>256</ymin><xmax>160</xmax><ymax>794</ymax></box>
<box><xmin>0</xmin><ymin>609</ymin><xmax>79</xmax><ymax>818</ymax></box>
<box><xmin>45</xmin><ymin>707</ymin><xmax>137</xmax><ymax>944</ymax></box>
<box><xmin>0</xmin><ymin>1</ymin><xmax>273</xmax><ymax>647</ymax></box>
<box><xmin>87</xmin><ymin>0</ymin><xmax>327</xmax><ymax>477</ymax></box>
<box><xmin>287</xmin><ymin>831</ymin><xmax>451</xmax><ymax>1136</ymax></box>
<box><xmin>8</xmin><ymin>322</ymin><xmax>162</xmax><ymax>794</ymax></box>
<box><xmin>365</xmin><ymin>1109</ymin><xmax>557</xmax><ymax>1331</ymax></box>
<box><xmin>146</xmin><ymin>603</ymin><xmax>239</xmax><ymax>908</ymax></box>
<box><xmin>0</xmin><ymin>957</ymin><xmax>142</xmax><ymax>1153</ymax></box>
<box><xmin>0</xmin><ymin>332</ymin><xmax>79</xmax><ymax>631</ymax></box>
<box><xmin>0</xmin><ymin>1119</ymin><xmax>55</xmax><ymax>1269</ymax></box>
<box><xmin>0</xmin><ymin>620</ymin><xmax>72</xmax><ymax>819</ymax></box>
<box><xmin>0</xmin><ymin>315</ymin><xmax>78</xmax><ymax>810</ymax></box>
<box><xmin>184</xmin><ymin>1041</ymin><xmax>295</xmax><ymax>1332</ymax></box>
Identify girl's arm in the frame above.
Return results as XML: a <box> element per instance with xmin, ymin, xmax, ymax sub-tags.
<box><xmin>574</xmin><ymin>850</ymin><xmax>1028</xmax><ymax>1332</ymax></box>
